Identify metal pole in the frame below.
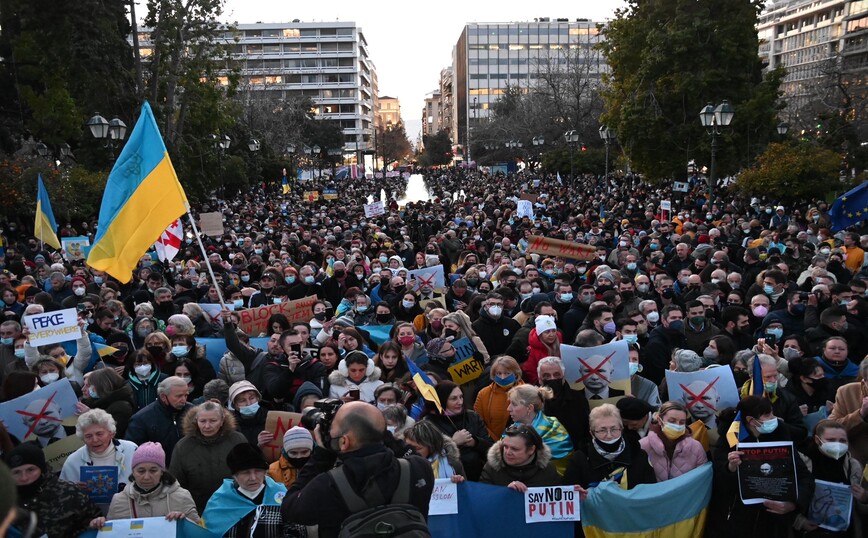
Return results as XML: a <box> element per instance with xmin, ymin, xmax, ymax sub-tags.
<box><xmin>186</xmin><ymin>207</ymin><xmax>226</xmax><ymax>308</ymax></box>
<box><xmin>709</xmin><ymin>131</ymin><xmax>718</xmax><ymax>203</ymax></box>
<box><xmin>604</xmin><ymin>141</ymin><xmax>609</xmax><ymax>194</ymax></box>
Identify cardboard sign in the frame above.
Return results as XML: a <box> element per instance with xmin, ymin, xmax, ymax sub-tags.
<box><xmin>408</xmin><ymin>264</ymin><xmax>445</xmax><ymax>291</ymax></box>
<box><xmin>23</xmin><ymin>308</ymin><xmax>82</xmax><ymax>346</ymax></box>
<box><xmin>61</xmin><ymin>236</ymin><xmax>90</xmax><ymax>261</ymax></box>
<box><xmin>447</xmin><ymin>339</ymin><xmax>482</xmax><ymax>385</ymax></box>
<box><xmin>303</xmin><ymin>191</ymin><xmax>320</xmax><ymax>202</ymax></box>
<box><xmin>199</xmin><ymin>212</ymin><xmax>225</xmax><ymax>237</ymax></box>
<box><xmin>323</xmin><ymin>189</ymin><xmax>338</xmax><ymax>200</ymax></box>
<box><xmin>237</xmin><ymin>295</ymin><xmax>318</xmax><ymax>336</ymax></box>
<box><xmin>43</xmin><ymin>434</ymin><xmax>85</xmax><ymax>470</ymax></box>
<box><xmin>450</xmin><ymin>337</ymin><xmax>476</xmax><ymax>364</ymax></box>
<box><xmin>262</xmin><ymin>411</ymin><xmax>304</xmax><ymax>463</ymax></box>
<box><xmin>520</xmin><ymin>193</ymin><xmax>539</xmax><ymax>203</ymax></box>
<box><xmin>525</xmin><ymin>486</ymin><xmax>581</xmax><ymax>523</ymax></box>
<box><xmin>526</xmin><ymin>235</ymin><xmax>596</xmax><ymax>261</ymax></box>
<box><xmin>364</xmin><ymin>200</ymin><xmax>386</xmax><ymax>217</ymax></box>
<box><xmin>429</xmin><ymin>478</ymin><xmax>459</xmax><ymax>515</ymax></box>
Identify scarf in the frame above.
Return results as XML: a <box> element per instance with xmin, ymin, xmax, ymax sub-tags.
<box><xmin>429</xmin><ymin>451</ymin><xmax>455</xmax><ymax>479</ymax></box>
<box><xmin>592</xmin><ymin>437</ymin><xmax>625</xmax><ymax>461</ymax></box>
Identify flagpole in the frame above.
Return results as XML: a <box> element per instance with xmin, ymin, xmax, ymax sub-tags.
<box><xmin>185</xmin><ymin>205</ymin><xmax>227</xmax><ymax>308</ymax></box>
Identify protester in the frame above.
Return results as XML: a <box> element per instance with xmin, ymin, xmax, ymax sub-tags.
<box><xmin>479</xmin><ymin>424</ymin><xmax>561</xmax><ymax>491</ymax></box>
<box><xmin>639</xmin><ymin>401</ymin><xmax>708</xmax><ymax>482</ymax></box>
<box><xmin>475</xmin><ymin>355</ymin><xmax>524</xmax><ymax>439</ymax></box>
<box><xmin>328</xmin><ymin>350</ymin><xmax>383</xmax><ymax>403</ymax></box>
<box><xmin>403</xmin><ymin>420</ymin><xmax>466</xmax><ymax>482</ymax></box>
<box><xmin>505</xmin><ymin>384</ymin><xmax>574</xmax><ymax>473</ymax></box>
<box><xmin>125</xmin><ymin>376</ymin><xmax>192</xmax><ymax>465</ymax></box>
<box><xmin>267</xmin><ymin>426</ymin><xmax>314</xmax><ymax>489</ymax></box>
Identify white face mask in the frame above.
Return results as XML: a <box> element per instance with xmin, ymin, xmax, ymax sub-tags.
<box><xmin>134</xmin><ymin>364</ymin><xmax>152</xmax><ymax>377</ymax></box>
<box><xmin>40</xmin><ymin>372</ymin><xmax>60</xmax><ymax>385</ymax></box>
<box><xmin>238</xmin><ymin>483</ymin><xmax>266</xmax><ymax>499</ymax></box>
<box><xmin>818</xmin><ymin>441</ymin><xmax>849</xmax><ymax>460</ymax></box>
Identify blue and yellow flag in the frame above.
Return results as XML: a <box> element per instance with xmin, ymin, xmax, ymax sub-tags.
<box><xmin>407</xmin><ymin>358</ymin><xmax>442</xmax><ymax>413</ymax></box>
<box><xmin>830</xmin><ymin>181</ymin><xmax>868</xmax><ymax>231</ymax></box>
<box><xmin>87</xmin><ymin>101</ymin><xmax>188</xmax><ymax>283</ymax></box>
<box><xmin>34</xmin><ymin>174</ymin><xmax>61</xmax><ymax>249</ymax></box>
<box><xmin>93</xmin><ymin>343</ymin><xmax>120</xmax><ymax>358</ymax></box>
<box><xmin>726</xmin><ymin>410</ymin><xmax>750</xmax><ymax>448</ymax></box>
<box><xmin>582</xmin><ymin>463</ymin><xmax>712</xmax><ymax>538</ymax></box>
<box><xmin>747</xmin><ymin>352</ymin><xmax>764</xmax><ymax>398</ymax></box>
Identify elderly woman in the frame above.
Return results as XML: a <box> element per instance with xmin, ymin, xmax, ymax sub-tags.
<box><xmin>479</xmin><ymin>424</ymin><xmax>561</xmax><ymax>492</ymax></box>
<box><xmin>475</xmin><ymin>356</ymin><xmax>524</xmax><ymax>440</ymax></box>
<box><xmin>404</xmin><ymin>420</ymin><xmax>466</xmax><ymax>482</ymax></box>
<box><xmin>89</xmin><ymin>442</ymin><xmax>199</xmax><ymax>528</ymax></box>
<box><xmin>563</xmin><ymin>404</ymin><xmax>656</xmax><ymax>490</ymax></box>
<box><xmin>169</xmin><ymin>400</ymin><xmax>248</xmax><ymax>512</ymax></box>
<box><xmin>61</xmin><ymin>409</ymin><xmax>138</xmax><ymax>512</ymax></box>
<box><xmin>203</xmin><ymin>443</ymin><xmax>300</xmax><ymax>538</ymax></box>
<box><xmin>506</xmin><ymin>384</ymin><xmax>573</xmax><ymax>474</ymax></box>
<box><xmin>228</xmin><ymin>380</ymin><xmax>272</xmax><ymax>447</ymax></box>
<box><xmin>639</xmin><ymin>401</ymin><xmax>708</xmax><ymax>482</ymax></box>
<box><xmin>5</xmin><ymin>442</ymin><xmax>103</xmax><ymax>537</ymax></box>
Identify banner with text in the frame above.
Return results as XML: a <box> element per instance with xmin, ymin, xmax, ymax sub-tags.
<box><xmin>525</xmin><ymin>486</ymin><xmax>581</xmax><ymax>523</ymax></box>
<box><xmin>24</xmin><ymin>308</ymin><xmax>82</xmax><ymax>346</ymax></box>
<box><xmin>526</xmin><ymin>236</ymin><xmax>596</xmax><ymax>261</ymax></box>
<box><xmin>237</xmin><ymin>295</ymin><xmax>318</xmax><ymax>337</ymax></box>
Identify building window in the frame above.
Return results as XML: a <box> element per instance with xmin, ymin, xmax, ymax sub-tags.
<box><xmin>283</xmin><ymin>28</ymin><xmax>300</xmax><ymax>38</ymax></box>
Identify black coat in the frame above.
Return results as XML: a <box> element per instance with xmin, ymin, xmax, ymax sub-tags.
<box><xmin>265</xmin><ymin>353</ymin><xmax>329</xmax><ymax>404</ymax></box>
<box><xmin>471</xmin><ymin>314</ymin><xmax>521</xmax><ymax>359</ymax></box>
<box><xmin>562</xmin><ymin>435</ymin><xmax>656</xmax><ymax>490</ymax></box>
<box><xmin>640</xmin><ymin>325</ymin><xmax>686</xmax><ymax>385</ymax></box>
<box><xmin>423</xmin><ymin>411</ymin><xmax>493</xmax><ymax>481</ymax></box>
<box><xmin>544</xmin><ymin>384</ymin><xmax>591</xmax><ymax>449</ymax></box>
<box><xmin>125</xmin><ymin>399</ymin><xmax>193</xmax><ymax>465</ymax></box>
<box><xmin>282</xmin><ymin>444</ymin><xmax>434</xmax><ymax>538</ymax></box>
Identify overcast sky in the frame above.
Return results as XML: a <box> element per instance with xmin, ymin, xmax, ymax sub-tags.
<box><xmin>220</xmin><ymin>0</ymin><xmax>626</xmax><ymax>142</ymax></box>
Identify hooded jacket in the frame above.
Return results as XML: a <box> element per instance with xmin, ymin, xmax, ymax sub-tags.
<box><xmin>639</xmin><ymin>424</ymin><xmax>708</xmax><ymax>482</ymax></box>
<box><xmin>328</xmin><ymin>366</ymin><xmax>384</xmax><ymax>403</ymax></box>
<box><xmin>521</xmin><ymin>328</ymin><xmax>563</xmax><ymax>386</ymax></box>
<box><xmin>107</xmin><ymin>476</ymin><xmax>199</xmax><ymax>523</ymax></box>
<box><xmin>479</xmin><ymin>439</ymin><xmax>561</xmax><ymax>487</ymax></box>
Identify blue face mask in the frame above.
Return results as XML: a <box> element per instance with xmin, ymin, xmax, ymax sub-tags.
<box><xmin>628</xmin><ymin>362</ymin><xmax>640</xmax><ymax>376</ymax></box>
<box><xmin>241</xmin><ymin>275</ymin><xmax>251</xmax><ymax>283</ymax></box>
<box><xmin>756</xmin><ymin>417</ymin><xmax>778</xmax><ymax>434</ymax></box>
<box><xmin>766</xmin><ymin>328</ymin><xmax>784</xmax><ymax>340</ymax></box>
<box><xmin>14</xmin><ymin>349</ymin><xmax>25</xmax><ymax>359</ymax></box>
<box><xmin>94</xmin><ymin>276</ymin><xmax>104</xmax><ymax>285</ymax></box>
<box><xmin>494</xmin><ymin>373</ymin><xmax>516</xmax><ymax>387</ymax></box>
<box><xmin>623</xmin><ymin>334</ymin><xmax>638</xmax><ymax>345</ymax></box>
<box><xmin>668</xmin><ymin>320</ymin><xmax>684</xmax><ymax>332</ymax></box>
<box><xmin>273</xmin><ymin>298</ymin><xmax>283</xmax><ymax>304</ymax></box>
<box><xmin>233</xmin><ymin>299</ymin><xmax>244</xmax><ymax>309</ymax></box>
<box><xmin>304</xmin><ymin>275</ymin><xmax>315</xmax><ymax>285</ymax></box>
<box><xmin>239</xmin><ymin>402</ymin><xmax>260</xmax><ymax>417</ymax></box>
<box><xmin>626</xmin><ymin>262</ymin><xmax>637</xmax><ymax>271</ymax></box>
<box><xmin>285</xmin><ymin>276</ymin><xmax>296</xmax><ymax>284</ymax></box>
<box><xmin>763</xmin><ymin>284</ymin><xmax>775</xmax><ymax>295</ymax></box>
<box><xmin>171</xmin><ymin>345</ymin><xmax>189</xmax><ymax>357</ymax></box>
<box><xmin>559</xmin><ymin>293</ymin><xmax>573</xmax><ymax>303</ymax></box>
<box><xmin>791</xmin><ymin>303</ymin><xmax>806</xmax><ymax>315</ymax></box>
<box><xmin>0</xmin><ymin>337</ymin><xmax>12</xmax><ymax>346</ymax></box>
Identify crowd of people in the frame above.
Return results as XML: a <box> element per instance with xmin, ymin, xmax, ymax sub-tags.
<box><xmin>0</xmin><ymin>167</ymin><xmax>867</xmax><ymax>537</ymax></box>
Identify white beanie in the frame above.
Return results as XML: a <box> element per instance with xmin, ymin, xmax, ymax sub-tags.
<box><xmin>535</xmin><ymin>315</ymin><xmax>557</xmax><ymax>334</ymax></box>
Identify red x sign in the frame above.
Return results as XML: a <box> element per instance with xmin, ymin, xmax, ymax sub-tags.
<box><xmin>415</xmin><ymin>271</ymin><xmax>437</xmax><ymax>290</ymax></box>
<box><xmin>16</xmin><ymin>390</ymin><xmax>62</xmax><ymax>438</ymax></box>
<box><xmin>575</xmin><ymin>351</ymin><xmax>616</xmax><ymax>384</ymax></box>
<box><xmin>679</xmin><ymin>376</ymin><xmax>720</xmax><ymax>413</ymax></box>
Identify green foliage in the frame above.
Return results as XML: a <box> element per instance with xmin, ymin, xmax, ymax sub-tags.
<box><xmin>421</xmin><ymin>131</ymin><xmax>453</xmax><ymax>167</ymax></box>
<box><xmin>735</xmin><ymin>142</ymin><xmax>843</xmax><ymax>200</ymax></box>
<box><xmin>600</xmin><ymin>0</ymin><xmax>783</xmax><ymax>180</ymax></box>
<box><xmin>0</xmin><ymin>158</ymin><xmax>107</xmax><ymax>221</ymax></box>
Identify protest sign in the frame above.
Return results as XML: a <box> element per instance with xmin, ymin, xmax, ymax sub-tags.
<box><xmin>520</xmin><ymin>193</ymin><xmax>539</xmax><ymax>203</ymax></box>
<box><xmin>303</xmin><ymin>191</ymin><xmax>320</xmax><ymax>202</ymax></box>
<box><xmin>323</xmin><ymin>188</ymin><xmax>338</xmax><ymax>200</ymax></box>
<box><xmin>237</xmin><ymin>295</ymin><xmax>318</xmax><ymax>336</ymax></box>
<box><xmin>0</xmin><ymin>378</ymin><xmax>78</xmax><ymax>445</ymax></box>
<box><xmin>408</xmin><ymin>265</ymin><xmax>445</xmax><ymax>291</ymax></box>
<box><xmin>673</xmin><ymin>181</ymin><xmax>690</xmax><ymax>192</ymax></box>
<box><xmin>660</xmin><ymin>200</ymin><xmax>671</xmax><ymax>211</ymax></box>
<box><xmin>363</xmin><ymin>201</ymin><xmax>386</xmax><ymax>217</ymax></box>
<box><xmin>526</xmin><ymin>236</ymin><xmax>595</xmax><ymax>261</ymax></box>
<box><xmin>665</xmin><ymin>367</ymin><xmax>739</xmax><ymax>430</ymax></box>
<box><xmin>82</xmin><ymin>466</ymin><xmax>119</xmax><ymax>504</ymax></box>
<box><xmin>61</xmin><ymin>236</ymin><xmax>90</xmax><ymax>261</ymax></box>
<box><xmin>43</xmin><ymin>435</ymin><xmax>84</xmax><ymax>470</ymax></box>
<box><xmin>429</xmin><ymin>478</ymin><xmax>459</xmax><ymax>515</ymax></box>
<box><xmin>198</xmin><ymin>212</ymin><xmax>224</xmax><ymax>237</ymax></box>
<box><xmin>97</xmin><ymin>517</ymin><xmax>177</xmax><ymax>538</ymax></box>
<box><xmin>810</xmin><ymin>479</ymin><xmax>853</xmax><ymax>532</ymax></box>
<box><xmin>561</xmin><ymin>340</ymin><xmax>630</xmax><ymax>406</ymax></box>
<box><xmin>516</xmin><ymin>200</ymin><xmax>534</xmax><ymax>219</ymax></box>
<box><xmin>738</xmin><ymin>441</ymin><xmax>798</xmax><ymax>504</ymax></box>
<box><xmin>524</xmin><ymin>486</ymin><xmax>581</xmax><ymax>523</ymax></box>
<box><xmin>262</xmin><ymin>411</ymin><xmax>304</xmax><ymax>462</ymax></box>
<box><xmin>23</xmin><ymin>308</ymin><xmax>82</xmax><ymax>346</ymax></box>
<box><xmin>447</xmin><ymin>337</ymin><xmax>483</xmax><ymax>384</ymax></box>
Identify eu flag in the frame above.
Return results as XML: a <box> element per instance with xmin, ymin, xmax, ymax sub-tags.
<box><xmin>830</xmin><ymin>181</ymin><xmax>868</xmax><ymax>231</ymax></box>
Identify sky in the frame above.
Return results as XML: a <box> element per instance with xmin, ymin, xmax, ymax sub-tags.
<box><xmin>219</xmin><ymin>0</ymin><xmax>627</xmax><ymax>143</ymax></box>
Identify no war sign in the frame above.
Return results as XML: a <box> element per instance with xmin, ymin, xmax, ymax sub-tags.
<box><xmin>525</xmin><ymin>486</ymin><xmax>581</xmax><ymax>523</ymax></box>
<box><xmin>23</xmin><ymin>308</ymin><xmax>82</xmax><ymax>346</ymax></box>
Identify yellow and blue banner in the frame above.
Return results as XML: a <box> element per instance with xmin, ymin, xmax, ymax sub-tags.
<box><xmin>34</xmin><ymin>174</ymin><xmax>61</xmax><ymax>249</ymax></box>
<box><xmin>830</xmin><ymin>181</ymin><xmax>868</xmax><ymax>231</ymax></box>
<box><xmin>87</xmin><ymin>101</ymin><xmax>188</xmax><ymax>283</ymax></box>
<box><xmin>582</xmin><ymin>463</ymin><xmax>712</xmax><ymax>538</ymax></box>
<box><xmin>93</xmin><ymin>343</ymin><xmax>120</xmax><ymax>358</ymax></box>
<box><xmin>407</xmin><ymin>357</ymin><xmax>442</xmax><ymax>413</ymax></box>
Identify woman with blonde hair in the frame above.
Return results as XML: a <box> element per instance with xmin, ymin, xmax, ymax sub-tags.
<box><xmin>475</xmin><ymin>356</ymin><xmax>524</xmax><ymax>439</ymax></box>
<box><xmin>442</xmin><ymin>311</ymin><xmax>490</xmax><ymax>364</ymax></box>
<box><xmin>166</xmin><ymin>314</ymin><xmax>196</xmax><ymax>338</ymax></box>
<box><xmin>639</xmin><ymin>401</ymin><xmax>708</xmax><ymax>482</ymax></box>
<box><xmin>506</xmin><ymin>384</ymin><xmax>573</xmax><ymax>473</ymax></box>
<box><xmin>181</xmin><ymin>303</ymin><xmax>217</xmax><ymax>338</ymax></box>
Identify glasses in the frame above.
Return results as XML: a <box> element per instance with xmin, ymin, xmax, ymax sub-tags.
<box><xmin>593</xmin><ymin>427</ymin><xmax>623</xmax><ymax>436</ymax></box>
<box><xmin>505</xmin><ymin>424</ymin><xmax>534</xmax><ymax>437</ymax></box>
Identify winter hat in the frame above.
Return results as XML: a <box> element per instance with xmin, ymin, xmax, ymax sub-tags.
<box><xmin>70</xmin><ymin>276</ymin><xmax>87</xmax><ymax>288</ymax></box>
<box><xmin>226</xmin><ymin>442</ymin><xmax>269</xmax><ymax>474</ymax></box>
<box><xmin>596</xmin><ymin>272</ymin><xmax>615</xmax><ymax>285</ymax></box>
<box><xmin>616</xmin><ymin>397</ymin><xmax>652</xmax><ymax>421</ymax></box>
<box><xmin>334</xmin><ymin>317</ymin><xmax>355</xmax><ymax>329</ymax></box>
<box><xmin>131</xmin><ymin>442</ymin><xmax>166</xmax><ymax>470</ymax></box>
<box><xmin>228</xmin><ymin>380</ymin><xmax>261</xmax><ymax>409</ymax></box>
<box><xmin>425</xmin><ymin>337</ymin><xmax>449</xmax><ymax>358</ymax></box>
<box><xmin>292</xmin><ymin>381</ymin><xmax>323</xmax><ymax>411</ymax></box>
<box><xmin>535</xmin><ymin>315</ymin><xmax>557</xmax><ymax>334</ymax></box>
<box><xmin>3</xmin><ymin>442</ymin><xmax>45</xmax><ymax>472</ymax></box>
<box><xmin>176</xmin><ymin>278</ymin><xmax>194</xmax><ymax>290</ymax></box>
<box><xmin>283</xmin><ymin>426</ymin><xmax>314</xmax><ymax>452</ymax></box>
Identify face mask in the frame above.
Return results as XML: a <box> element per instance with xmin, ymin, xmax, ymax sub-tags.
<box><xmin>756</xmin><ymin>417</ymin><xmax>778</xmax><ymax>434</ymax></box>
<box><xmin>178</xmin><ymin>375</ymin><xmax>192</xmax><ymax>384</ymax></box>
<box><xmin>668</xmin><ymin>320</ymin><xmax>684</xmax><ymax>332</ymax></box>
<box><xmin>11</xmin><ymin>347</ymin><xmax>24</xmax><ymax>360</ymax></box>
<box><xmin>73</xmin><ymin>287</ymin><xmax>86</xmax><ymax>296</ymax></box>
<box><xmin>356</xmin><ymin>305</ymin><xmax>368</xmax><ymax>313</ymax></box>
<box><xmin>766</xmin><ymin>328</ymin><xmax>784</xmax><ymax>340</ymax></box>
<box><xmin>689</xmin><ymin>316</ymin><xmax>705</xmax><ymax>327</ymax></box>
<box><xmin>662</xmin><ymin>422</ymin><xmax>686</xmax><ymax>440</ymax></box>
<box><xmin>626</xmin><ymin>262</ymin><xmax>637</xmax><ymax>271</ymax></box>
<box><xmin>494</xmin><ymin>373</ymin><xmax>517</xmax><ymax>388</ymax></box>
<box><xmin>752</xmin><ymin>305</ymin><xmax>769</xmax><ymax>318</ymax></box>
<box><xmin>819</xmin><ymin>441</ymin><xmax>849</xmax><ymax>460</ymax></box>
<box><xmin>376</xmin><ymin>313</ymin><xmax>392</xmax><ymax>323</ymax></box>
<box><xmin>285</xmin><ymin>276</ymin><xmax>296</xmax><ymax>284</ymax></box>
<box><xmin>764</xmin><ymin>381</ymin><xmax>778</xmax><ymax>394</ymax></box>
<box><xmin>703</xmin><ymin>347</ymin><xmax>718</xmax><ymax>362</ymax></box>
<box><xmin>241</xmin><ymin>275</ymin><xmax>251</xmax><ymax>283</ymax></box>
<box><xmin>559</xmin><ymin>293</ymin><xmax>573</xmax><ymax>303</ymax></box>
<box><xmin>781</xmin><ymin>347</ymin><xmax>801</xmax><ymax>360</ymax></box>
<box><xmin>602</xmin><ymin>321</ymin><xmax>617</xmax><ymax>334</ymax></box>
<box><xmin>286</xmin><ymin>455</ymin><xmax>310</xmax><ymax>468</ymax></box>
<box><xmin>40</xmin><ymin>372</ymin><xmax>60</xmax><ymax>384</ymax></box>
<box><xmin>402</xmin><ymin>300</ymin><xmax>415</xmax><ymax>309</ymax></box>
<box><xmin>637</xmin><ymin>284</ymin><xmax>649</xmax><ymax>294</ymax></box>
<box><xmin>172</xmin><ymin>345</ymin><xmax>189</xmax><ymax>357</ymax></box>
<box><xmin>93</xmin><ymin>276</ymin><xmax>104</xmax><ymax>285</ymax></box>
<box><xmin>233</xmin><ymin>299</ymin><xmax>244</xmax><ymax>309</ymax></box>
<box><xmin>628</xmin><ymin>362</ymin><xmax>640</xmax><ymax>376</ymax></box>
<box><xmin>487</xmin><ymin>305</ymin><xmax>502</xmax><ymax>318</ymax></box>
<box><xmin>379</xmin><ymin>256</ymin><xmax>388</xmax><ymax>264</ymax></box>
<box><xmin>238</xmin><ymin>483</ymin><xmax>266</xmax><ymax>500</ymax></box>
<box><xmin>134</xmin><ymin>364</ymin><xmax>152</xmax><ymax>377</ymax></box>
<box><xmin>136</xmin><ymin>327</ymin><xmax>153</xmax><ymax>338</ymax></box>
<box><xmin>646</xmin><ymin>311</ymin><xmax>660</xmax><ymax>323</ymax></box>
<box><xmin>146</xmin><ymin>346</ymin><xmax>166</xmax><ymax>359</ymax></box>
<box><xmin>543</xmin><ymin>378</ymin><xmax>564</xmax><ymax>396</ymax></box>
<box><xmin>763</xmin><ymin>284</ymin><xmax>775</xmax><ymax>295</ymax></box>
<box><xmin>580</xmin><ymin>294</ymin><xmax>595</xmax><ymax>305</ymax></box>
<box><xmin>273</xmin><ymin>298</ymin><xmax>283</xmax><ymax>305</ymax></box>
<box><xmin>304</xmin><ymin>275</ymin><xmax>315</xmax><ymax>285</ymax></box>
<box><xmin>239</xmin><ymin>402</ymin><xmax>260</xmax><ymax>417</ymax></box>
<box><xmin>88</xmin><ymin>387</ymin><xmax>99</xmax><ymax>399</ymax></box>
<box><xmin>355</xmin><ymin>272</ymin><xmax>365</xmax><ymax>280</ymax></box>
<box><xmin>0</xmin><ymin>337</ymin><xmax>13</xmax><ymax>346</ymax></box>
<box><xmin>398</xmin><ymin>335</ymin><xmax>416</xmax><ymax>347</ymax></box>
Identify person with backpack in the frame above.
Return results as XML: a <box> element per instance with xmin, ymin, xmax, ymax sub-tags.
<box><xmin>280</xmin><ymin>401</ymin><xmax>434</xmax><ymax>538</ymax></box>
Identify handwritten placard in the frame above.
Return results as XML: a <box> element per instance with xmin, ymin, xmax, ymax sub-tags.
<box><xmin>262</xmin><ymin>411</ymin><xmax>304</xmax><ymax>463</ymax></box>
<box><xmin>237</xmin><ymin>295</ymin><xmax>318</xmax><ymax>336</ymax></box>
<box><xmin>364</xmin><ymin>201</ymin><xmax>385</xmax><ymax>217</ymax></box>
<box><xmin>429</xmin><ymin>478</ymin><xmax>458</xmax><ymax>515</ymax></box>
<box><xmin>526</xmin><ymin>235</ymin><xmax>595</xmax><ymax>261</ymax></box>
<box><xmin>23</xmin><ymin>308</ymin><xmax>82</xmax><ymax>346</ymax></box>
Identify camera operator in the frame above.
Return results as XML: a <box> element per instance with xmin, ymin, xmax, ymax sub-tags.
<box><xmin>281</xmin><ymin>401</ymin><xmax>434</xmax><ymax>537</ymax></box>
<box><xmin>265</xmin><ymin>329</ymin><xmax>329</xmax><ymax>405</ymax></box>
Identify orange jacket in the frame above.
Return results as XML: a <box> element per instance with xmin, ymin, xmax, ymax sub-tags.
<box><xmin>475</xmin><ymin>380</ymin><xmax>525</xmax><ymax>440</ymax></box>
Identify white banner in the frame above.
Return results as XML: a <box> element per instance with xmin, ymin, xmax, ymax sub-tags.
<box><xmin>429</xmin><ymin>478</ymin><xmax>459</xmax><ymax>515</ymax></box>
<box><xmin>408</xmin><ymin>264</ymin><xmax>445</xmax><ymax>291</ymax></box>
<box><xmin>525</xmin><ymin>486</ymin><xmax>581</xmax><ymax>523</ymax></box>
<box><xmin>516</xmin><ymin>199</ymin><xmax>535</xmax><ymax>219</ymax></box>
<box><xmin>364</xmin><ymin>201</ymin><xmax>386</xmax><ymax>218</ymax></box>
<box><xmin>23</xmin><ymin>308</ymin><xmax>82</xmax><ymax>346</ymax></box>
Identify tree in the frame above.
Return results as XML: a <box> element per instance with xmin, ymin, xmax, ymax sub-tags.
<box><xmin>735</xmin><ymin>142</ymin><xmax>843</xmax><ymax>200</ymax></box>
<box><xmin>420</xmin><ymin>130</ymin><xmax>453</xmax><ymax>167</ymax></box>
<box><xmin>599</xmin><ymin>0</ymin><xmax>784</xmax><ymax>181</ymax></box>
<box><xmin>379</xmin><ymin>122</ymin><xmax>412</xmax><ymax>170</ymax></box>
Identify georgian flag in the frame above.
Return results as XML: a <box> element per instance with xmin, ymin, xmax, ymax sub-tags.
<box><xmin>154</xmin><ymin>219</ymin><xmax>183</xmax><ymax>263</ymax></box>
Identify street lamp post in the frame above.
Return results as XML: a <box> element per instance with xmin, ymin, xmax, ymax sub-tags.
<box><xmin>87</xmin><ymin>113</ymin><xmax>128</xmax><ymax>160</ymax></box>
<box><xmin>532</xmin><ymin>136</ymin><xmax>544</xmax><ymax>170</ymax></box>
<box><xmin>698</xmin><ymin>100</ymin><xmax>734</xmax><ymax>204</ymax></box>
<box><xmin>599</xmin><ymin>125</ymin><xmax>615</xmax><ymax>193</ymax></box>
<box><xmin>312</xmin><ymin>144</ymin><xmax>322</xmax><ymax>179</ymax></box>
<box><xmin>564</xmin><ymin>130</ymin><xmax>580</xmax><ymax>185</ymax></box>
<box><xmin>777</xmin><ymin>121</ymin><xmax>790</xmax><ymax>137</ymax></box>
<box><xmin>286</xmin><ymin>143</ymin><xmax>297</xmax><ymax>181</ymax></box>
<box><xmin>212</xmin><ymin>134</ymin><xmax>231</xmax><ymax>198</ymax></box>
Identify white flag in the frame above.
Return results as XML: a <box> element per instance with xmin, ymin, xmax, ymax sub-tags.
<box><xmin>557</xmin><ymin>172</ymin><xmax>563</xmax><ymax>185</ymax></box>
<box><xmin>154</xmin><ymin>219</ymin><xmax>183</xmax><ymax>263</ymax></box>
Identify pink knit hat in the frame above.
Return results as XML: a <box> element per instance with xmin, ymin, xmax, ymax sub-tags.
<box><xmin>132</xmin><ymin>442</ymin><xmax>166</xmax><ymax>470</ymax></box>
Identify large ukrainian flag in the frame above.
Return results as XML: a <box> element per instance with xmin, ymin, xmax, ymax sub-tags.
<box><xmin>582</xmin><ymin>462</ymin><xmax>712</xmax><ymax>538</ymax></box>
<box><xmin>34</xmin><ymin>174</ymin><xmax>61</xmax><ymax>249</ymax></box>
<box><xmin>87</xmin><ymin>102</ymin><xmax>188</xmax><ymax>282</ymax></box>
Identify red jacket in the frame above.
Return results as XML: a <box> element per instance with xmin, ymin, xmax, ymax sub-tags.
<box><xmin>521</xmin><ymin>328</ymin><xmax>563</xmax><ymax>385</ymax></box>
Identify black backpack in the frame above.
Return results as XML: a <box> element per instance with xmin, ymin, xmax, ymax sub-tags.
<box><xmin>331</xmin><ymin>458</ymin><xmax>431</xmax><ymax>538</ymax></box>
